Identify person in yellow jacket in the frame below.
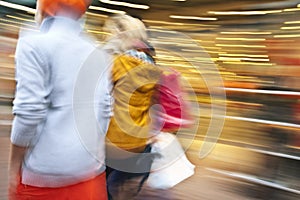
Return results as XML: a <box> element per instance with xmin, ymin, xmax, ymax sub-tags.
<box><xmin>103</xmin><ymin>14</ymin><xmax>173</xmax><ymax>200</ymax></box>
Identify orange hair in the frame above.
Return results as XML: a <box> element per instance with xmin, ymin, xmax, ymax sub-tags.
<box><xmin>38</xmin><ymin>0</ymin><xmax>91</xmax><ymax>18</ymax></box>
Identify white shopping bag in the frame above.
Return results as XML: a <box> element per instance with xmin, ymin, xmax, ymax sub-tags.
<box><xmin>147</xmin><ymin>132</ymin><xmax>195</xmax><ymax>189</ymax></box>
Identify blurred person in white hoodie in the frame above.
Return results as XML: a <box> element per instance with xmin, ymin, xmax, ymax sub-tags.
<box><xmin>8</xmin><ymin>0</ymin><xmax>111</xmax><ymax>199</ymax></box>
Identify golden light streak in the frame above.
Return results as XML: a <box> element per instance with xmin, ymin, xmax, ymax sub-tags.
<box><xmin>99</xmin><ymin>0</ymin><xmax>149</xmax><ymax>9</ymax></box>
<box><xmin>170</xmin><ymin>15</ymin><xmax>218</xmax><ymax>21</ymax></box>
<box><xmin>216</xmin><ymin>44</ymin><xmax>266</xmax><ymax>48</ymax></box>
<box><xmin>86</xmin><ymin>12</ymin><xmax>108</xmax><ymax>18</ymax></box>
<box><xmin>274</xmin><ymin>34</ymin><xmax>300</xmax><ymax>38</ymax></box>
<box><xmin>0</xmin><ymin>22</ymin><xmax>36</xmax><ymax>32</ymax></box>
<box><xmin>283</xmin><ymin>8</ymin><xmax>300</xmax><ymax>12</ymax></box>
<box><xmin>281</xmin><ymin>26</ymin><xmax>300</xmax><ymax>30</ymax></box>
<box><xmin>284</xmin><ymin>21</ymin><xmax>300</xmax><ymax>24</ymax></box>
<box><xmin>220</xmin><ymin>31</ymin><xmax>272</xmax><ymax>35</ymax></box>
<box><xmin>222</xmin><ymin>61</ymin><xmax>273</xmax><ymax>66</ymax></box>
<box><xmin>0</xmin><ymin>18</ymin><xmax>36</xmax><ymax>28</ymax></box>
<box><xmin>219</xmin><ymin>53</ymin><xmax>268</xmax><ymax>58</ymax></box>
<box><xmin>6</xmin><ymin>15</ymin><xmax>35</xmax><ymax>23</ymax></box>
<box><xmin>87</xmin><ymin>30</ymin><xmax>111</xmax><ymax>35</ymax></box>
<box><xmin>89</xmin><ymin>5</ymin><xmax>125</xmax><ymax>14</ymax></box>
<box><xmin>208</xmin><ymin>10</ymin><xmax>282</xmax><ymax>15</ymax></box>
<box><xmin>216</xmin><ymin>37</ymin><xmax>266</xmax><ymax>41</ymax></box>
<box><xmin>143</xmin><ymin>20</ymin><xmax>219</xmax><ymax>27</ymax></box>
<box><xmin>220</xmin><ymin>57</ymin><xmax>269</xmax><ymax>62</ymax></box>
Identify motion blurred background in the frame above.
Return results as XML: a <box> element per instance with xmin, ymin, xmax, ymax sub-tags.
<box><xmin>0</xmin><ymin>0</ymin><xmax>299</xmax><ymax>199</ymax></box>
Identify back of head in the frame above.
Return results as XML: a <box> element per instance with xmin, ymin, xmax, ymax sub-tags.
<box><xmin>36</xmin><ymin>0</ymin><xmax>91</xmax><ymax>22</ymax></box>
<box><xmin>103</xmin><ymin>14</ymin><xmax>147</xmax><ymax>53</ymax></box>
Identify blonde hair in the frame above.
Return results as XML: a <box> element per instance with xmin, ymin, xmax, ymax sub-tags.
<box><xmin>103</xmin><ymin>14</ymin><xmax>147</xmax><ymax>53</ymax></box>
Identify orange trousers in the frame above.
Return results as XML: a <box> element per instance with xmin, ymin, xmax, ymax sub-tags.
<box><xmin>10</xmin><ymin>172</ymin><xmax>108</xmax><ymax>200</ymax></box>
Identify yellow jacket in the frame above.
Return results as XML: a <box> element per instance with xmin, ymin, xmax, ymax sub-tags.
<box><xmin>106</xmin><ymin>54</ymin><xmax>161</xmax><ymax>153</ymax></box>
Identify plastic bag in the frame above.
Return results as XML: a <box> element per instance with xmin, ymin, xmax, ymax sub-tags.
<box><xmin>147</xmin><ymin>132</ymin><xmax>195</xmax><ymax>189</ymax></box>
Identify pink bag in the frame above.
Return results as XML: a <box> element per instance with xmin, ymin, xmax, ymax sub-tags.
<box><xmin>155</xmin><ymin>68</ymin><xmax>193</xmax><ymax>132</ymax></box>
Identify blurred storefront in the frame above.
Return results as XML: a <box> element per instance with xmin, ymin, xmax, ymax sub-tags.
<box><xmin>0</xmin><ymin>0</ymin><xmax>299</xmax><ymax>199</ymax></box>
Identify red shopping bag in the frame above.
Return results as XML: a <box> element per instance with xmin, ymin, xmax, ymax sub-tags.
<box><xmin>156</xmin><ymin>68</ymin><xmax>193</xmax><ymax>132</ymax></box>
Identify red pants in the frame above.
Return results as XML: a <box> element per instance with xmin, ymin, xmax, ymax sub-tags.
<box><xmin>10</xmin><ymin>172</ymin><xmax>108</xmax><ymax>200</ymax></box>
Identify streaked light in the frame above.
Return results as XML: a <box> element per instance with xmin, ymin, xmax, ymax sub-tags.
<box><xmin>274</xmin><ymin>34</ymin><xmax>300</xmax><ymax>38</ymax></box>
<box><xmin>216</xmin><ymin>44</ymin><xmax>266</xmax><ymax>48</ymax></box>
<box><xmin>0</xmin><ymin>18</ymin><xmax>36</xmax><ymax>28</ymax></box>
<box><xmin>219</xmin><ymin>53</ymin><xmax>268</xmax><ymax>58</ymax></box>
<box><xmin>0</xmin><ymin>21</ymin><xmax>36</xmax><ymax>32</ymax></box>
<box><xmin>144</xmin><ymin>20</ymin><xmax>184</xmax><ymax>25</ymax></box>
<box><xmin>219</xmin><ymin>57</ymin><xmax>269</xmax><ymax>62</ymax></box>
<box><xmin>281</xmin><ymin>26</ymin><xmax>300</xmax><ymax>30</ymax></box>
<box><xmin>87</xmin><ymin>30</ymin><xmax>111</xmax><ymax>35</ymax></box>
<box><xmin>225</xmin><ymin>88</ymin><xmax>300</xmax><ymax>96</ymax></box>
<box><xmin>144</xmin><ymin>19</ymin><xmax>219</xmax><ymax>27</ymax></box>
<box><xmin>170</xmin><ymin>15</ymin><xmax>218</xmax><ymax>21</ymax></box>
<box><xmin>148</xmin><ymin>28</ymin><xmax>177</xmax><ymax>34</ymax></box>
<box><xmin>0</xmin><ymin>1</ymin><xmax>36</xmax><ymax>14</ymax></box>
<box><xmin>216</xmin><ymin>37</ymin><xmax>266</xmax><ymax>41</ymax></box>
<box><xmin>283</xmin><ymin>8</ymin><xmax>300</xmax><ymax>12</ymax></box>
<box><xmin>284</xmin><ymin>20</ymin><xmax>300</xmax><ymax>24</ymax></box>
<box><xmin>89</xmin><ymin>5</ymin><xmax>125</xmax><ymax>14</ymax></box>
<box><xmin>208</xmin><ymin>10</ymin><xmax>282</xmax><ymax>15</ymax></box>
<box><xmin>222</xmin><ymin>61</ymin><xmax>273</xmax><ymax>66</ymax></box>
<box><xmin>241</xmin><ymin>58</ymin><xmax>270</xmax><ymax>62</ymax></box>
<box><xmin>6</xmin><ymin>15</ymin><xmax>35</xmax><ymax>23</ymax></box>
<box><xmin>86</xmin><ymin>12</ymin><xmax>108</xmax><ymax>18</ymax></box>
<box><xmin>222</xmin><ymin>50</ymin><xmax>268</xmax><ymax>53</ymax></box>
<box><xmin>99</xmin><ymin>0</ymin><xmax>149</xmax><ymax>10</ymax></box>
<box><xmin>220</xmin><ymin>31</ymin><xmax>272</xmax><ymax>35</ymax></box>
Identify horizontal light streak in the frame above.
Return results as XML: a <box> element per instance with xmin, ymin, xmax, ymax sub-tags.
<box><xmin>222</xmin><ymin>61</ymin><xmax>273</xmax><ymax>66</ymax></box>
<box><xmin>144</xmin><ymin>20</ymin><xmax>219</xmax><ymax>27</ymax></box>
<box><xmin>220</xmin><ymin>31</ymin><xmax>272</xmax><ymax>35</ymax></box>
<box><xmin>148</xmin><ymin>28</ymin><xmax>178</xmax><ymax>34</ymax></box>
<box><xmin>170</xmin><ymin>15</ymin><xmax>218</xmax><ymax>21</ymax></box>
<box><xmin>219</xmin><ymin>53</ymin><xmax>268</xmax><ymax>58</ymax></box>
<box><xmin>0</xmin><ymin>18</ymin><xmax>36</xmax><ymax>28</ymax></box>
<box><xmin>86</xmin><ymin>12</ymin><xmax>108</xmax><ymax>18</ymax></box>
<box><xmin>222</xmin><ymin>50</ymin><xmax>268</xmax><ymax>54</ymax></box>
<box><xmin>208</xmin><ymin>10</ymin><xmax>282</xmax><ymax>15</ymax></box>
<box><xmin>89</xmin><ymin>5</ymin><xmax>125</xmax><ymax>14</ymax></box>
<box><xmin>284</xmin><ymin>20</ymin><xmax>300</xmax><ymax>24</ymax></box>
<box><xmin>206</xmin><ymin>51</ymin><xmax>227</xmax><ymax>54</ymax></box>
<box><xmin>87</xmin><ymin>30</ymin><xmax>111</xmax><ymax>35</ymax></box>
<box><xmin>283</xmin><ymin>8</ymin><xmax>300</xmax><ymax>12</ymax></box>
<box><xmin>6</xmin><ymin>15</ymin><xmax>35</xmax><ymax>23</ymax></box>
<box><xmin>0</xmin><ymin>1</ymin><xmax>35</xmax><ymax>14</ymax></box>
<box><xmin>274</xmin><ymin>34</ymin><xmax>300</xmax><ymax>38</ymax></box>
<box><xmin>219</xmin><ymin>57</ymin><xmax>270</xmax><ymax>62</ymax></box>
<box><xmin>201</xmin><ymin>46</ymin><xmax>220</xmax><ymax>50</ymax></box>
<box><xmin>0</xmin><ymin>21</ymin><xmax>36</xmax><ymax>32</ymax></box>
<box><xmin>225</xmin><ymin>115</ymin><xmax>300</xmax><ymax>128</ymax></box>
<box><xmin>219</xmin><ymin>57</ymin><xmax>269</xmax><ymax>62</ymax></box>
<box><xmin>216</xmin><ymin>37</ymin><xmax>265</xmax><ymax>41</ymax></box>
<box><xmin>99</xmin><ymin>0</ymin><xmax>149</xmax><ymax>9</ymax></box>
<box><xmin>216</xmin><ymin>44</ymin><xmax>266</xmax><ymax>48</ymax></box>
<box><xmin>281</xmin><ymin>26</ymin><xmax>300</xmax><ymax>30</ymax></box>
<box><xmin>144</xmin><ymin>20</ymin><xmax>184</xmax><ymax>25</ymax></box>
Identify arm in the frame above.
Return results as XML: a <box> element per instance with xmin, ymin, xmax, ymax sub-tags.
<box><xmin>9</xmin><ymin>37</ymin><xmax>49</xmax><ymax>188</ymax></box>
<box><xmin>8</xmin><ymin>144</ymin><xmax>26</xmax><ymax>191</ymax></box>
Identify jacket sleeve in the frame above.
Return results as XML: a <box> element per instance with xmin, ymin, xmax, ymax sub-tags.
<box><xmin>10</xmin><ymin>37</ymin><xmax>50</xmax><ymax>147</ymax></box>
